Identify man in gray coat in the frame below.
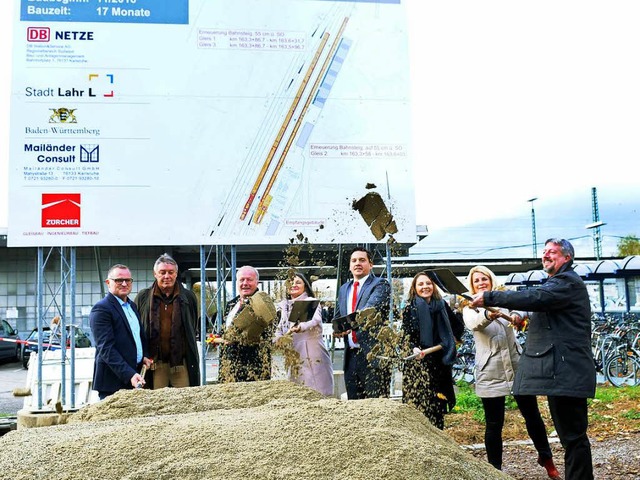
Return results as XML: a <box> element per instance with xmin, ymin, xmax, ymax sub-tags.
<box><xmin>471</xmin><ymin>238</ymin><xmax>595</xmax><ymax>480</ymax></box>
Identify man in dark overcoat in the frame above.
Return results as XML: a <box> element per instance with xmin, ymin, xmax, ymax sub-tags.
<box><xmin>471</xmin><ymin>238</ymin><xmax>595</xmax><ymax>480</ymax></box>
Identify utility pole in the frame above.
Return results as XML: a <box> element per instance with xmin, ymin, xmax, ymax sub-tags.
<box><xmin>586</xmin><ymin>187</ymin><xmax>605</xmax><ymax>260</ymax></box>
<box><xmin>527</xmin><ymin>197</ymin><xmax>538</xmax><ymax>258</ymax></box>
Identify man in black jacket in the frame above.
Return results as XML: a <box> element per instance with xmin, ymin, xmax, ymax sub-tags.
<box><xmin>471</xmin><ymin>238</ymin><xmax>595</xmax><ymax>480</ymax></box>
<box><xmin>135</xmin><ymin>253</ymin><xmax>200</xmax><ymax>388</ymax></box>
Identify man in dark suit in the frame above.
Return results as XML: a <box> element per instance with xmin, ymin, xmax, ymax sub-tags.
<box><xmin>335</xmin><ymin>247</ymin><xmax>391</xmax><ymax>399</ymax></box>
<box><xmin>90</xmin><ymin>264</ymin><xmax>152</xmax><ymax>400</ymax></box>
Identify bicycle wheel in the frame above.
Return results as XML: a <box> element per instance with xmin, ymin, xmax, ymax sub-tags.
<box><xmin>452</xmin><ymin>355</ymin><xmax>466</xmax><ymax>383</ymax></box>
<box><xmin>604</xmin><ymin>353</ymin><xmax>640</xmax><ymax>387</ymax></box>
<box><xmin>451</xmin><ymin>353</ymin><xmax>474</xmax><ymax>383</ymax></box>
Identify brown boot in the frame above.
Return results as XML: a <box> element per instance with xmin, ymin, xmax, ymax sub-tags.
<box><xmin>538</xmin><ymin>456</ymin><xmax>561</xmax><ymax>479</ymax></box>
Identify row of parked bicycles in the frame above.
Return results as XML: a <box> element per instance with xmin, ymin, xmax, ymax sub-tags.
<box><xmin>451</xmin><ymin>313</ymin><xmax>640</xmax><ymax>387</ymax></box>
<box><xmin>592</xmin><ymin>313</ymin><xmax>640</xmax><ymax>387</ymax></box>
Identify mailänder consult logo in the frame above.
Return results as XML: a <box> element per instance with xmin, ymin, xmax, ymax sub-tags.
<box><xmin>41</xmin><ymin>193</ymin><xmax>81</xmax><ymax>228</ymax></box>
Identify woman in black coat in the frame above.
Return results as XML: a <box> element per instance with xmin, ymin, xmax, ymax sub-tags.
<box><xmin>401</xmin><ymin>272</ymin><xmax>457</xmax><ymax>429</ymax></box>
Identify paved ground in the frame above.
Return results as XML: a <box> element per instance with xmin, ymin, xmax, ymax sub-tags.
<box><xmin>0</xmin><ymin>360</ymin><xmax>27</xmax><ymax>417</ymax></box>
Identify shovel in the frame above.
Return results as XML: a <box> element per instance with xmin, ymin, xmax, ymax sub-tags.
<box><xmin>377</xmin><ymin>345</ymin><xmax>443</xmax><ymax>362</ymax></box>
<box><xmin>425</xmin><ymin>268</ymin><xmax>516</xmax><ymax>323</ymax></box>
<box><xmin>136</xmin><ymin>365</ymin><xmax>147</xmax><ymax>389</ymax></box>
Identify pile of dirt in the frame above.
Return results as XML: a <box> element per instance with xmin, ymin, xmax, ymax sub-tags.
<box><xmin>0</xmin><ymin>381</ymin><xmax>510</xmax><ymax>480</ymax></box>
<box><xmin>70</xmin><ymin>380</ymin><xmax>322</xmax><ymax>423</ymax></box>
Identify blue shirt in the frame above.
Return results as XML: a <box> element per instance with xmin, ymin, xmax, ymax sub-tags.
<box><xmin>115</xmin><ymin>296</ymin><xmax>143</xmax><ymax>364</ymax></box>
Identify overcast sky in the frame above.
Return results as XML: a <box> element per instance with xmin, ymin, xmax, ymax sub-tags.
<box><xmin>2</xmin><ymin>1</ymin><xmax>639</xmax><ymax>234</ymax></box>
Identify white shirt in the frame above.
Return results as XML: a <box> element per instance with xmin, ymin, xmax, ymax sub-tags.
<box><xmin>225</xmin><ymin>300</ymin><xmax>244</xmax><ymax>328</ymax></box>
<box><xmin>347</xmin><ymin>275</ymin><xmax>369</xmax><ymax>314</ymax></box>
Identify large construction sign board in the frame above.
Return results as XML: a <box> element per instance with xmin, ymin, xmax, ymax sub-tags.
<box><xmin>9</xmin><ymin>0</ymin><xmax>414</xmax><ymax>246</ymax></box>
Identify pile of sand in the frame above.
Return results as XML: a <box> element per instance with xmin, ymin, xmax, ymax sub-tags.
<box><xmin>0</xmin><ymin>381</ymin><xmax>509</xmax><ymax>480</ymax></box>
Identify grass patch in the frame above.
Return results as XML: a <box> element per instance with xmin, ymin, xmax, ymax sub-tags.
<box><xmin>453</xmin><ymin>381</ymin><xmax>483</xmax><ymax>414</ymax></box>
<box><xmin>622</xmin><ymin>409</ymin><xmax>640</xmax><ymax>420</ymax></box>
<box><xmin>453</xmin><ymin>382</ymin><xmax>486</xmax><ymax>422</ymax></box>
<box><xmin>591</xmin><ymin>384</ymin><xmax>640</xmax><ymax>405</ymax></box>
<box><xmin>454</xmin><ymin>381</ymin><xmax>522</xmax><ymax>421</ymax></box>
<box><xmin>447</xmin><ymin>382</ymin><xmax>640</xmax><ymax>444</ymax></box>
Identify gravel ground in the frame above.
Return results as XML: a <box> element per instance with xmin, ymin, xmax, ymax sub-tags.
<box><xmin>467</xmin><ymin>432</ymin><xmax>640</xmax><ymax>480</ymax></box>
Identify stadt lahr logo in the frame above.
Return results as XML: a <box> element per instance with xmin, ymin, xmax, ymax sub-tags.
<box><xmin>41</xmin><ymin>193</ymin><xmax>81</xmax><ymax>228</ymax></box>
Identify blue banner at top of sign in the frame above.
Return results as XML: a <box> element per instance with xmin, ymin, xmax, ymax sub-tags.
<box><xmin>313</xmin><ymin>0</ymin><xmax>400</xmax><ymax>3</ymax></box>
<box><xmin>21</xmin><ymin>0</ymin><xmax>189</xmax><ymax>25</ymax></box>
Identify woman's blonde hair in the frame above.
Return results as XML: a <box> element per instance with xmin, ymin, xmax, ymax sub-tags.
<box><xmin>467</xmin><ymin>265</ymin><xmax>498</xmax><ymax>294</ymax></box>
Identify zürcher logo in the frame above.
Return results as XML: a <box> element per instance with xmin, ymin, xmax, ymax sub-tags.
<box><xmin>41</xmin><ymin>193</ymin><xmax>81</xmax><ymax>228</ymax></box>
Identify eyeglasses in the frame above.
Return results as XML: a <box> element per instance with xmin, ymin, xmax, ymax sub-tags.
<box><xmin>109</xmin><ymin>278</ymin><xmax>133</xmax><ymax>285</ymax></box>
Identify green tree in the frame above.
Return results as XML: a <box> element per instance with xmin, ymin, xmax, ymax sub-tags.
<box><xmin>617</xmin><ymin>235</ymin><xmax>640</xmax><ymax>256</ymax></box>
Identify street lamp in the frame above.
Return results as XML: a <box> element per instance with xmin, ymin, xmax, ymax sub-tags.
<box><xmin>585</xmin><ymin>221</ymin><xmax>606</xmax><ymax>260</ymax></box>
<box><xmin>527</xmin><ymin>197</ymin><xmax>538</xmax><ymax>258</ymax></box>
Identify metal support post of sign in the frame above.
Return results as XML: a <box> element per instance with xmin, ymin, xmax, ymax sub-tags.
<box><xmin>216</xmin><ymin>245</ymin><xmax>224</xmax><ymax>333</ymax></box>
<box><xmin>36</xmin><ymin>247</ymin><xmax>44</xmax><ymax>410</ymax></box>
<box><xmin>60</xmin><ymin>247</ymin><xmax>67</xmax><ymax>408</ymax></box>
<box><xmin>384</xmin><ymin>242</ymin><xmax>396</xmax><ymax>397</ymax></box>
<box><xmin>199</xmin><ymin>245</ymin><xmax>207</xmax><ymax>385</ymax></box>
<box><xmin>213</xmin><ymin>245</ymin><xmax>236</xmax><ymax>333</ymax></box>
<box><xmin>70</xmin><ymin>247</ymin><xmax>77</xmax><ymax>408</ymax></box>
<box><xmin>385</xmin><ymin>242</ymin><xmax>393</xmax><ymax>325</ymax></box>
<box><xmin>330</xmin><ymin>244</ymin><xmax>344</xmax><ymax>363</ymax></box>
<box><xmin>231</xmin><ymin>245</ymin><xmax>237</xmax><ymax>298</ymax></box>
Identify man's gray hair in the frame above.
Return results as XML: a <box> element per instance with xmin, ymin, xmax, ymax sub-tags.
<box><xmin>154</xmin><ymin>253</ymin><xmax>178</xmax><ymax>272</ymax></box>
<box><xmin>237</xmin><ymin>265</ymin><xmax>259</xmax><ymax>280</ymax></box>
<box><xmin>545</xmin><ymin>238</ymin><xmax>575</xmax><ymax>260</ymax></box>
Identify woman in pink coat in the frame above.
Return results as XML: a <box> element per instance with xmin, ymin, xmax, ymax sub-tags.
<box><xmin>275</xmin><ymin>272</ymin><xmax>334</xmax><ymax>396</ymax></box>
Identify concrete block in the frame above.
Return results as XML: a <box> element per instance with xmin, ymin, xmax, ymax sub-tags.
<box><xmin>333</xmin><ymin>369</ymin><xmax>346</xmax><ymax>399</ymax></box>
<box><xmin>17</xmin><ymin>409</ymin><xmax>71</xmax><ymax>429</ymax></box>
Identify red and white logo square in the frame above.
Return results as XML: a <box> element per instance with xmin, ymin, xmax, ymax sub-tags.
<box><xmin>41</xmin><ymin>193</ymin><xmax>81</xmax><ymax>228</ymax></box>
<box><xmin>27</xmin><ymin>27</ymin><xmax>50</xmax><ymax>43</ymax></box>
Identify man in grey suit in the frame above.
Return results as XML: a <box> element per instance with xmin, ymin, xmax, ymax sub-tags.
<box><xmin>334</xmin><ymin>247</ymin><xmax>391</xmax><ymax>399</ymax></box>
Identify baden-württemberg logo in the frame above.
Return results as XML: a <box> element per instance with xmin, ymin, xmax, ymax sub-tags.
<box><xmin>50</xmin><ymin>108</ymin><xmax>77</xmax><ymax>123</ymax></box>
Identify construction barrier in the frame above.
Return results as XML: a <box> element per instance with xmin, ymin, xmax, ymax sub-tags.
<box><xmin>21</xmin><ymin>348</ymin><xmax>99</xmax><ymax>414</ymax></box>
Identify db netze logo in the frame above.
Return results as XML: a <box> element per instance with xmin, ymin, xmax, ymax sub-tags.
<box><xmin>41</xmin><ymin>193</ymin><xmax>81</xmax><ymax>228</ymax></box>
<box><xmin>27</xmin><ymin>27</ymin><xmax>50</xmax><ymax>43</ymax></box>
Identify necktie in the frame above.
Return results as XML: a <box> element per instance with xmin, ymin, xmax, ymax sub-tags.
<box><xmin>351</xmin><ymin>281</ymin><xmax>359</xmax><ymax>312</ymax></box>
<box><xmin>351</xmin><ymin>281</ymin><xmax>359</xmax><ymax>345</ymax></box>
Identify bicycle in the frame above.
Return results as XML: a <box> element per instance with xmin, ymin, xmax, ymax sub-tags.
<box><xmin>604</xmin><ymin>332</ymin><xmax>640</xmax><ymax>387</ymax></box>
<box><xmin>452</xmin><ymin>330</ymin><xmax>475</xmax><ymax>383</ymax></box>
